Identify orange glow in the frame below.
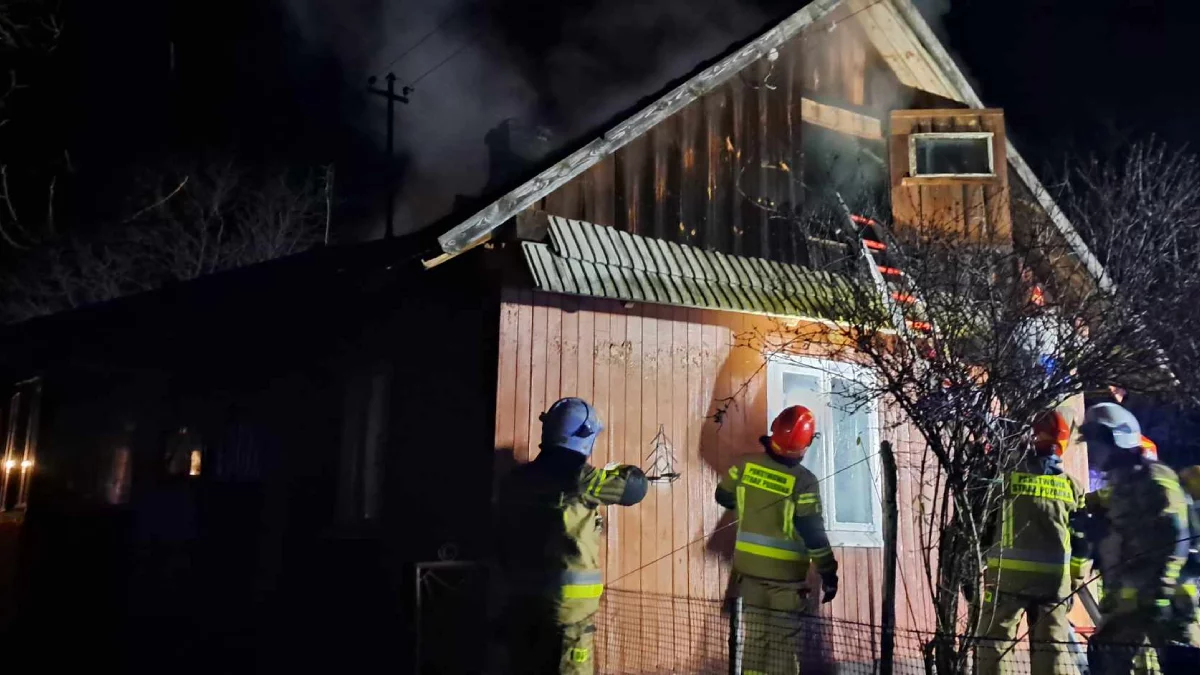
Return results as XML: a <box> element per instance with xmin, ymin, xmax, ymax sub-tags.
<box><xmin>3</xmin><ymin>460</ymin><xmax>13</xmax><ymax>471</ymax></box>
<box><xmin>20</xmin><ymin>460</ymin><xmax>31</xmax><ymax>470</ymax></box>
<box><xmin>189</xmin><ymin>449</ymin><xmax>202</xmax><ymax>477</ymax></box>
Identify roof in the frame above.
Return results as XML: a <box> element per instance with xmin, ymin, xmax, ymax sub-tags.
<box><xmin>431</xmin><ymin>0</ymin><xmax>1109</xmax><ymax>291</ymax></box>
<box><xmin>523</xmin><ymin>216</ymin><xmax>852</xmax><ymax>320</ymax></box>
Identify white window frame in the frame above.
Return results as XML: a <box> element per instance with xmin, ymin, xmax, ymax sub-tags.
<box><xmin>766</xmin><ymin>355</ymin><xmax>883</xmax><ymax>548</ymax></box>
<box><xmin>908</xmin><ymin>131</ymin><xmax>996</xmax><ymax>178</ymax></box>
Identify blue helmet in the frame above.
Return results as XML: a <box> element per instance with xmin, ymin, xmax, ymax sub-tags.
<box><xmin>540</xmin><ymin>397</ymin><xmax>604</xmax><ymax>456</ymax></box>
<box><xmin>1081</xmin><ymin>402</ymin><xmax>1142</xmax><ymax>470</ymax></box>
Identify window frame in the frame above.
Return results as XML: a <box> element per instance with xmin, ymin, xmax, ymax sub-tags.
<box><xmin>766</xmin><ymin>355</ymin><xmax>883</xmax><ymax>548</ymax></box>
<box><xmin>907</xmin><ymin>131</ymin><xmax>996</xmax><ymax>179</ymax></box>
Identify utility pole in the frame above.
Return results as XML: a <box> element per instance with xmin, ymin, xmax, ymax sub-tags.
<box><xmin>367</xmin><ymin>73</ymin><xmax>411</xmax><ymax>239</ymax></box>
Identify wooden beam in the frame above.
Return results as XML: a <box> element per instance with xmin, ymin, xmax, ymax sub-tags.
<box><xmin>800</xmin><ymin>97</ymin><xmax>883</xmax><ymax>140</ymax></box>
<box><xmin>435</xmin><ymin>0</ymin><xmax>845</xmax><ymax>256</ymax></box>
<box><xmin>848</xmin><ymin>0</ymin><xmax>961</xmax><ymax>102</ymax></box>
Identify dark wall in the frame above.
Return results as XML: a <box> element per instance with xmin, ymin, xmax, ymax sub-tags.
<box><xmin>0</xmin><ymin>244</ymin><xmax>501</xmax><ymax>673</ymax></box>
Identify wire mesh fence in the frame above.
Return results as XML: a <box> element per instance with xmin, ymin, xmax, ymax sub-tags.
<box><xmin>591</xmin><ymin>588</ymin><xmax>1193</xmax><ymax>675</ymax></box>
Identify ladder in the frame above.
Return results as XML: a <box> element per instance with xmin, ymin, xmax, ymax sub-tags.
<box><xmin>833</xmin><ymin>193</ymin><xmax>931</xmax><ymax>336</ymax></box>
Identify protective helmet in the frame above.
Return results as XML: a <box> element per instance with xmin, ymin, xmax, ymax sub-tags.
<box><xmin>1139</xmin><ymin>435</ymin><xmax>1158</xmax><ymax>462</ymax></box>
<box><xmin>540</xmin><ymin>397</ymin><xmax>604</xmax><ymax>456</ymax></box>
<box><xmin>769</xmin><ymin>405</ymin><xmax>816</xmax><ymax>460</ymax></box>
<box><xmin>1080</xmin><ymin>403</ymin><xmax>1142</xmax><ymax>450</ymax></box>
<box><xmin>1178</xmin><ymin>466</ymin><xmax>1200</xmax><ymax>500</ymax></box>
<box><xmin>1032</xmin><ymin>410</ymin><xmax>1070</xmax><ymax>457</ymax></box>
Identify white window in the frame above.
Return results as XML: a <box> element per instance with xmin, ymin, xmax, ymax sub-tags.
<box><xmin>767</xmin><ymin>356</ymin><xmax>882</xmax><ymax>548</ymax></box>
<box><xmin>908</xmin><ymin>132</ymin><xmax>995</xmax><ymax>178</ymax></box>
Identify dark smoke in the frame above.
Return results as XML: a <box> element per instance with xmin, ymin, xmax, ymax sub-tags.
<box><xmin>281</xmin><ymin>0</ymin><xmax>807</xmax><ymax>237</ymax></box>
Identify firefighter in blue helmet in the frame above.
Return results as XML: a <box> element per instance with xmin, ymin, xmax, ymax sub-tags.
<box><xmin>495</xmin><ymin>397</ymin><xmax>648</xmax><ymax>675</ymax></box>
<box><xmin>1082</xmin><ymin>403</ymin><xmax>1200</xmax><ymax>674</ymax></box>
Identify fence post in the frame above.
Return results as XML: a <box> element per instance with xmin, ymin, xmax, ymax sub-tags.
<box><xmin>880</xmin><ymin>441</ymin><xmax>898</xmax><ymax>675</ymax></box>
<box><xmin>729</xmin><ymin>594</ymin><xmax>741</xmax><ymax>675</ymax></box>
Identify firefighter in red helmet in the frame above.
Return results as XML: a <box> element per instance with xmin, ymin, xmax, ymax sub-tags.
<box><xmin>715</xmin><ymin>405</ymin><xmax>837</xmax><ymax>675</ymax></box>
<box><xmin>976</xmin><ymin>410</ymin><xmax>1089</xmax><ymax>675</ymax></box>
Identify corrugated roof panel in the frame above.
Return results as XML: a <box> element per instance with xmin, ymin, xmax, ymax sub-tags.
<box><xmin>522</xmin><ymin>216</ymin><xmax>853</xmax><ymax>321</ymax></box>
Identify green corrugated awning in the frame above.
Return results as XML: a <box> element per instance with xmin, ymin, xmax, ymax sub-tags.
<box><xmin>521</xmin><ymin>215</ymin><xmax>858</xmax><ymax>321</ymax></box>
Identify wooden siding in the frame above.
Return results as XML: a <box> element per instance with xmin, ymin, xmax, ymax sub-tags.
<box><xmin>494</xmin><ymin>290</ymin><xmax>944</xmax><ymax>641</ymax></box>
<box><xmin>529</xmin><ymin>10</ymin><xmax>906</xmax><ymax>268</ymax></box>
<box><xmin>889</xmin><ymin>109</ymin><xmax>1013</xmax><ymax>245</ymax></box>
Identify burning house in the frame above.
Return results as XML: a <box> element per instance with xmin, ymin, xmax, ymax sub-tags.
<box><xmin>0</xmin><ymin>0</ymin><xmax>1109</xmax><ymax>672</ymax></box>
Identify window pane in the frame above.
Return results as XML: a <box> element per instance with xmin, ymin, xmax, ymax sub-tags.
<box><xmin>781</xmin><ymin>371</ymin><xmax>824</xmax><ymax>478</ymax></box>
<box><xmin>913</xmin><ymin>135</ymin><xmax>992</xmax><ymax>175</ymax></box>
<box><xmin>830</xmin><ymin>377</ymin><xmax>873</xmax><ymax>525</ymax></box>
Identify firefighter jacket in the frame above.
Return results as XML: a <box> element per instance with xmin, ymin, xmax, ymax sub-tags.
<box><xmin>1094</xmin><ymin>461</ymin><xmax>1191</xmax><ymax>613</ymax></box>
<box><xmin>984</xmin><ymin>456</ymin><xmax>1088</xmax><ymax>599</ymax></box>
<box><xmin>714</xmin><ymin>440</ymin><xmax>837</xmax><ymax>583</ymax></box>
<box><xmin>495</xmin><ymin>447</ymin><xmax>648</xmax><ymax>601</ymax></box>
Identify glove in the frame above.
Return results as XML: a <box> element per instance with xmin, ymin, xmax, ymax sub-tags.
<box><xmin>821</xmin><ymin>572</ymin><xmax>838</xmax><ymax>604</ymax></box>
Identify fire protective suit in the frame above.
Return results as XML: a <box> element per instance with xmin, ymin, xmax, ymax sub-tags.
<box><xmin>715</xmin><ymin>405</ymin><xmax>838</xmax><ymax>675</ymax></box>
<box><xmin>1082</xmin><ymin>403</ymin><xmax>1200</xmax><ymax>675</ymax></box>
<box><xmin>976</xmin><ymin>413</ymin><xmax>1088</xmax><ymax>675</ymax></box>
<box><xmin>495</xmin><ymin>398</ymin><xmax>648</xmax><ymax>675</ymax></box>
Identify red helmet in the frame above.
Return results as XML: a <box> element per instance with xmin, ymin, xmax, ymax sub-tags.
<box><xmin>770</xmin><ymin>406</ymin><xmax>816</xmax><ymax>459</ymax></box>
<box><xmin>1032</xmin><ymin>410</ymin><xmax>1070</xmax><ymax>457</ymax></box>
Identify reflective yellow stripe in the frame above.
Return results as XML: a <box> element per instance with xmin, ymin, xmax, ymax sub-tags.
<box><xmin>1002</xmin><ymin>501</ymin><xmax>1014</xmax><ymax>548</ymax></box>
<box><xmin>1009</xmin><ymin>472</ymin><xmax>1075</xmax><ymax>503</ymax></box>
<box><xmin>570</xmin><ymin>648</ymin><xmax>590</xmax><ymax>663</ymax></box>
<box><xmin>783</xmin><ymin>499</ymin><xmax>795</xmax><ymax>539</ymax></box>
<box><xmin>1120</xmin><ymin>587</ymin><xmax>1138</xmax><ymax>601</ymax></box>
<box><xmin>987</xmin><ymin>557</ymin><xmax>1066</xmax><ymax>574</ymax></box>
<box><xmin>728</xmin><ymin>466</ymin><xmax>740</xmax><ymax>481</ymax></box>
<box><xmin>1070</xmin><ymin>557</ymin><xmax>1088</xmax><ymax>577</ymax></box>
<box><xmin>1183</xmin><ymin>583</ymin><xmax>1198</xmax><ymax>599</ymax></box>
<box><xmin>562</xmin><ymin>584</ymin><xmax>604</xmax><ymax>599</ymax></box>
<box><xmin>794</xmin><ymin>493</ymin><xmax>819</xmax><ymax>504</ymax></box>
<box><xmin>742</xmin><ymin>463</ymin><xmax>795</xmax><ymax>497</ymax></box>
<box><xmin>736</xmin><ymin>485</ymin><xmax>745</xmax><ymax>518</ymax></box>
<box><xmin>810</xmin><ymin>546</ymin><xmax>833</xmax><ymax>559</ymax></box>
<box><xmin>735</xmin><ymin>540</ymin><xmax>806</xmax><ymax>561</ymax></box>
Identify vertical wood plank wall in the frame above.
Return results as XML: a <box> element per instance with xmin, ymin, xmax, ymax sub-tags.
<box><xmin>493</xmin><ymin>290</ymin><xmax>949</xmax><ymax>642</ymax></box>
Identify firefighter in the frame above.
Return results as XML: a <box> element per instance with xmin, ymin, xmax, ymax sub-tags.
<box><xmin>494</xmin><ymin>397</ymin><xmax>648</xmax><ymax>675</ymax></box>
<box><xmin>976</xmin><ymin>410</ymin><xmax>1089</xmax><ymax>675</ymax></box>
<box><xmin>1081</xmin><ymin>403</ymin><xmax>1200</xmax><ymax>675</ymax></box>
<box><xmin>714</xmin><ymin>405</ymin><xmax>838</xmax><ymax>675</ymax></box>
<box><xmin>1173</xmin><ymin>466</ymin><xmax>1200</xmax><ymax>642</ymax></box>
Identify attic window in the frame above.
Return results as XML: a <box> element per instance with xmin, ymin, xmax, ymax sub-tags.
<box><xmin>908</xmin><ymin>132</ymin><xmax>994</xmax><ymax>178</ymax></box>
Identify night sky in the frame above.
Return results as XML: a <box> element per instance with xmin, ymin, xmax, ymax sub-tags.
<box><xmin>21</xmin><ymin>0</ymin><xmax>1200</xmax><ymax>240</ymax></box>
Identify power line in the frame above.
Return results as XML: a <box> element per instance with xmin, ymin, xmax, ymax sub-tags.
<box><xmin>408</xmin><ymin>24</ymin><xmax>487</xmax><ymax>88</ymax></box>
<box><xmin>377</xmin><ymin>0</ymin><xmax>480</xmax><ymax>76</ymax></box>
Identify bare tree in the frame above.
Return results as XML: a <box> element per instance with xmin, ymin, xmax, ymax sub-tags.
<box><xmin>714</xmin><ymin>169</ymin><xmax>1174</xmax><ymax>671</ymax></box>
<box><xmin>1053</xmin><ymin>139</ymin><xmax>1200</xmax><ymax>403</ymax></box>
<box><xmin>0</xmin><ymin>0</ymin><xmax>60</xmax><ymax>248</ymax></box>
<box><xmin>0</xmin><ymin>158</ymin><xmax>333</xmax><ymax>323</ymax></box>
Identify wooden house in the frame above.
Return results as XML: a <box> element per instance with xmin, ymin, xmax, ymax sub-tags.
<box><xmin>0</xmin><ymin>0</ymin><xmax>1105</xmax><ymax>672</ymax></box>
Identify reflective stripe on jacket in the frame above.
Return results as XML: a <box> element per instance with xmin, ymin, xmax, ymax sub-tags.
<box><xmin>986</xmin><ymin>457</ymin><xmax>1086</xmax><ymax>599</ymax></box>
<box><xmin>718</xmin><ymin>453</ymin><xmax>829</xmax><ymax>582</ymax></box>
<box><xmin>496</xmin><ymin>451</ymin><xmax>641</xmax><ymax>600</ymax></box>
<box><xmin>1105</xmin><ymin>461</ymin><xmax>1191</xmax><ymax>610</ymax></box>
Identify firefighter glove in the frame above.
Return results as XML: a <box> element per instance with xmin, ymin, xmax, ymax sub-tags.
<box><xmin>821</xmin><ymin>571</ymin><xmax>838</xmax><ymax>604</ymax></box>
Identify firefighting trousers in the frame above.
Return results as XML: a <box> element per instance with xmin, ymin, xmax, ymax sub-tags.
<box><xmin>735</xmin><ymin>575</ymin><xmax>810</xmax><ymax>675</ymax></box>
<box><xmin>975</xmin><ymin>590</ymin><xmax>1075</xmax><ymax>675</ymax></box>
<box><xmin>504</xmin><ymin>595</ymin><xmax>600</xmax><ymax>675</ymax></box>
<box><xmin>1088</xmin><ymin>609</ymin><xmax>1200</xmax><ymax>675</ymax></box>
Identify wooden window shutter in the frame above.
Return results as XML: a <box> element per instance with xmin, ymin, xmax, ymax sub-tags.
<box><xmin>888</xmin><ymin>109</ymin><xmax>1012</xmax><ymax>245</ymax></box>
